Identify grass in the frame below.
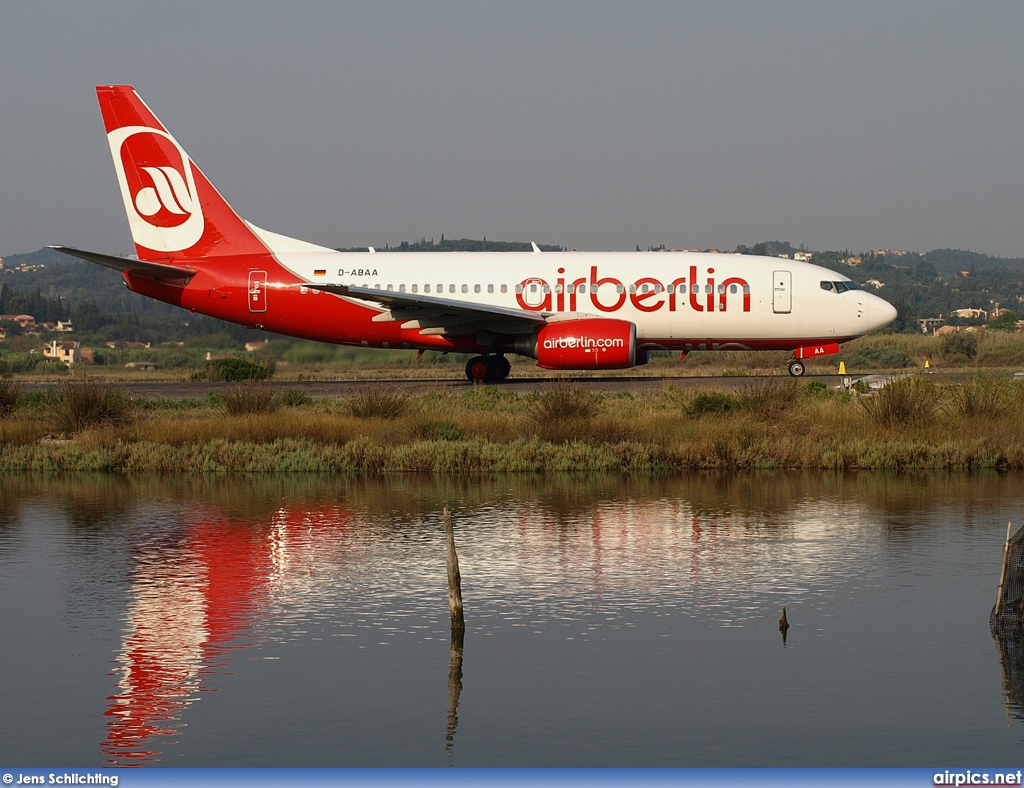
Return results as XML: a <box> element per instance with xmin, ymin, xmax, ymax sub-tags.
<box><xmin>222</xmin><ymin>381</ymin><xmax>279</xmax><ymax>416</ymax></box>
<box><xmin>3</xmin><ymin>377</ymin><xmax>1024</xmax><ymax>472</ymax></box>
<box><xmin>48</xmin><ymin>379</ymin><xmax>135</xmax><ymax>434</ymax></box>
<box><xmin>343</xmin><ymin>387</ymin><xmax>415</xmax><ymax>418</ymax></box>
<box><xmin>859</xmin><ymin>377</ymin><xmax>938</xmax><ymax>426</ymax></box>
<box><xmin>0</xmin><ymin>377</ymin><xmax>22</xmax><ymax>417</ymax></box>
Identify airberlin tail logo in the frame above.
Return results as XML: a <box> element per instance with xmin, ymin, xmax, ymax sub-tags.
<box><xmin>107</xmin><ymin>126</ymin><xmax>204</xmax><ymax>253</ymax></box>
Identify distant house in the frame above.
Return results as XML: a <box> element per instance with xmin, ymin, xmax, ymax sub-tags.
<box><xmin>0</xmin><ymin>314</ymin><xmax>36</xmax><ymax>330</ymax></box>
<box><xmin>43</xmin><ymin>340</ymin><xmax>79</xmax><ymax>365</ymax></box>
<box><xmin>953</xmin><ymin>308</ymin><xmax>987</xmax><ymax>319</ymax></box>
<box><xmin>917</xmin><ymin>317</ymin><xmax>944</xmax><ymax>334</ymax></box>
<box><xmin>125</xmin><ymin>361</ymin><xmax>158</xmax><ymax>371</ymax></box>
<box><xmin>245</xmin><ymin>340</ymin><xmax>269</xmax><ymax>352</ymax></box>
<box><xmin>793</xmin><ymin>252</ymin><xmax>812</xmax><ymax>262</ymax></box>
<box><xmin>934</xmin><ymin>325</ymin><xmax>963</xmax><ymax>337</ymax></box>
<box><xmin>865</xmin><ymin>279</ymin><xmax>885</xmax><ymax>289</ymax></box>
<box><xmin>54</xmin><ymin>320</ymin><xmax>73</xmax><ymax>332</ymax></box>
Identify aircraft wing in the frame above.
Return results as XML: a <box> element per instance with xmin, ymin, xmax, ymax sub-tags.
<box><xmin>320</xmin><ymin>284</ymin><xmax>550</xmax><ymax>336</ymax></box>
<box><xmin>50</xmin><ymin>246</ymin><xmax>198</xmax><ymax>281</ymax></box>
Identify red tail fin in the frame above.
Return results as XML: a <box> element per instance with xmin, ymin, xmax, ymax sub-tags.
<box><xmin>97</xmin><ymin>85</ymin><xmax>268</xmax><ymax>262</ymax></box>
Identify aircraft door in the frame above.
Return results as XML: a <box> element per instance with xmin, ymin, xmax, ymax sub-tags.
<box><xmin>248</xmin><ymin>271</ymin><xmax>268</xmax><ymax>313</ymax></box>
<box><xmin>772</xmin><ymin>271</ymin><xmax>792</xmax><ymax>314</ymax></box>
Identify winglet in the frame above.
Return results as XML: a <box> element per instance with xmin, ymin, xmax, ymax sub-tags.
<box><xmin>531</xmin><ymin>242</ymin><xmax>541</xmax><ymax>254</ymax></box>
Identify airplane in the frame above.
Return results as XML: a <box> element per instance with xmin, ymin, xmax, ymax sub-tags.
<box><xmin>53</xmin><ymin>85</ymin><xmax>898</xmax><ymax>382</ymax></box>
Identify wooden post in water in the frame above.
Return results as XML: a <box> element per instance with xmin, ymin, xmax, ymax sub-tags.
<box><xmin>995</xmin><ymin>521</ymin><xmax>1013</xmax><ymax>620</ymax></box>
<box><xmin>445</xmin><ymin>624</ymin><xmax>464</xmax><ymax>751</ymax></box>
<box><xmin>444</xmin><ymin>505</ymin><xmax>465</xmax><ymax>634</ymax></box>
<box><xmin>443</xmin><ymin>505</ymin><xmax>465</xmax><ymax>751</ymax></box>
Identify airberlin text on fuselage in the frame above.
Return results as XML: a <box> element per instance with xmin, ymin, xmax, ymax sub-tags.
<box><xmin>516</xmin><ymin>265</ymin><xmax>751</xmax><ymax>314</ymax></box>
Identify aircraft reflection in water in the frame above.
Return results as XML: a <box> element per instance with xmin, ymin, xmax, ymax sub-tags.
<box><xmin>98</xmin><ymin>491</ymin><xmax>875</xmax><ymax>764</ymax></box>
<box><xmin>17</xmin><ymin>471</ymin><xmax>1005</xmax><ymax>765</ymax></box>
<box><xmin>102</xmin><ymin>506</ymin><xmax>354</xmax><ymax>765</ymax></box>
<box><xmin>501</xmin><ymin>496</ymin><xmax>880</xmax><ymax>629</ymax></box>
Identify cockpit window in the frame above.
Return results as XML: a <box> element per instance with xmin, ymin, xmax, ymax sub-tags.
<box><xmin>822</xmin><ymin>280</ymin><xmax>859</xmax><ymax>293</ymax></box>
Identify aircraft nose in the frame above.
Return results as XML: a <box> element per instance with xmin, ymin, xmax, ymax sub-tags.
<box><xmin>870</xmin><ymin>295</ymin><xmax>898</xmax><ymax>330</ymax></box>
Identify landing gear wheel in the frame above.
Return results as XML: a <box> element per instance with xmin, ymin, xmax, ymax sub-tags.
<box><xmin>466</xmin><ymin>355</ymin><xmax>511</xmax><ymax>383</ymax></box>
<box><xmin>466</xmin><ymin>356</ymin><xmax>491</xmax><ymax>383</ymax></box>
<box><xmin>788</xmin><ymin>360</ymin><xmax>806</xmax><ymax>377</ymax></box>
<box><xmin>493</xmin><ymin>355</ymin><xmax>511</xmax><ymax>381</ymax></box>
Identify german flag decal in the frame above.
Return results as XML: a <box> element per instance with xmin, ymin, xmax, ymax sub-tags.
<box><xmin>313</xmin><ymin>269</ymin><xmax>326</xmax><ymax>277</ymax></box>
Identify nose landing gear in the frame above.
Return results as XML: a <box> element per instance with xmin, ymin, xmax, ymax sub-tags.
<box><xmin>787</xmin><ymin>359</ymin><xmax>806</xmax><ymax>377</ymax></box>
<box><xmin>465</xmin><ymin>355</ymin><xmax>511</xmax><ymax>383</ymax></box>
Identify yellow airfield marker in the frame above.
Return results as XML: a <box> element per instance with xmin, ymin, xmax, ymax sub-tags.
<box><xmin>838</xmin><ymin>361</ymin><xmax>846</xmax><ymax>375</ymax></box>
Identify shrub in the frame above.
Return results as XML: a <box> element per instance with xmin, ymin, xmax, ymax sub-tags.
<box><xmin>737</xmin><ymin>378</ymin><xmax>798</xmax><ymax>417</ymax></box>
<box><xmin>275</xmin><ymin>388</ymin><xmax>313</xmax><ymax>408</ymax></box>
<box><xmin>0</xmin><ymin>353</ymin><xmax>50</xmax><ymax>375</ymax></box>
<box><xmin>343</xmin><ymin>388</ymin><xmax>413</xmax><ymax>418</ymax></box>
<box><xmin>802</xmin><ymin>380</ymin><xmax>828</xmax><ymax>399</ymax></box>
<box><xmin>196</xmin><ymin>357</ymin><xmax>274</xmax><ymax>382</ymax></box>
<box><xmin>222</xmin><ymin>382</ymin><xmax>279</xmax><ymax>416</ymax></box>
<box><xmin>50</xmin><ymin>380</ymin><xmax>134</xmax><ymax>433</ymax></box>
<box><xmin>944</xmin><ymin>376</ymin><xmax>1009</xmax><ymax>419</ymax></box>
<box><xmin>940</xmin><ymin>332</ymin><xmax>978</xmax><ymax>362</ymax></box>
<box><xmin>685</xmin><ymin>390</ymin><xmax>737</xmax><ymax>418</ymax></box>
<box><xmin>841</xmin><ymin>345</ymin><xmax>914</xmax><ymax>369</ymax></box>
<box><xmin>523</xmin><ymin>386</ymin><xmax>602</xmax><ymax>443</ymax></box>
<box><xmin>989</xmin><ymin>311</ymin><xmax>1018</xmax><ymax>332</ymax></box>
<box><xmin>0</xmin><ymin>377</ymin><xmax>22</xmax><ymax>417</ymax></box>
<box><xmin>859</xmin><ymin>377</ymin><xmax>936</xmax><ymax>426</ymax></box>
<box><xmin>527</xmin><ymin>386</ymin><xmax>600</xmax><ymax>423</ymax></box>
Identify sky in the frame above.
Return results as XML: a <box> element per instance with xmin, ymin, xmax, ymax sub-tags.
<box><xmin>3</xmin><ymin>1</ymin><xmax>1024</xmax><ymax>258</ymax></box>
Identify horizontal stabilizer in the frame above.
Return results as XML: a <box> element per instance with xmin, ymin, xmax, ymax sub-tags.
<box><xmin>49</xmin><ymin>246</ymin><xmax>197</xmax><ymax>280</ymax></box>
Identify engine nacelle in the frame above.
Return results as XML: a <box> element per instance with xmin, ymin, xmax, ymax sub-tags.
<box><xmin>519</xmin><ymin>318</ymin><xmax>638</xmax><ymax>370</ymax></box>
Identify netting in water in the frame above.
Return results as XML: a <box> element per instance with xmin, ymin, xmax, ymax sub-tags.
<box><xmin>993</xmin><ymin>523</ymin><xmax>1024</xmax><ymax>630</ymax></box>
<box><xmin>993</xmin><ymin>523</ymin><xmax>1024</xmax><ymax>720</ymax></box>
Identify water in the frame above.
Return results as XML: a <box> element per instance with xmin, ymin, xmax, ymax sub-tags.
<box><xmin>0</xmin><ymin>472</ymin><xmax>1021</xmax><ymax>766</ymax></box>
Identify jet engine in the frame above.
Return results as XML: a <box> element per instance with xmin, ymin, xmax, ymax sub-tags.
<box><xmin>516</xmin><ymin>318</ymin><xmax>638</xmax><ymax>370</ymax></box>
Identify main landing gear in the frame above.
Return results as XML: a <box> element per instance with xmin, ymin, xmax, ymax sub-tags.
<box><xmin>787</xmin><ymin>359</ymin><xmax>806</xmax><ymax>377</ymax></box>
<box><xmin>465</xmin><ymin>355</ymin><xmax>511</xmax><ymax>383</ymax></box>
